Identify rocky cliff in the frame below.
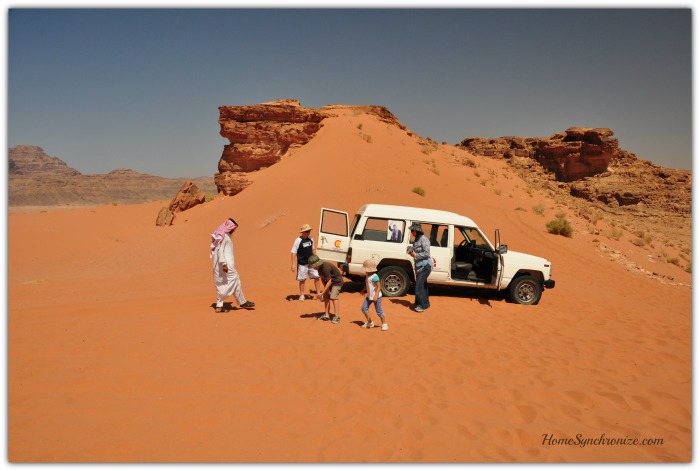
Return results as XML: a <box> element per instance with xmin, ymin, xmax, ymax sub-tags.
<box><xmin>215</xmin><ymin>99</ymin><xmax>329</xmax><ymax>195</ymax></box>
<box><xmin>460</xmin><ymin>127</ymin><xmax>616</xmax><ymax>182</ymax></box>
<box><xmin>214</xmin><ymin>100</ymin><xmax>690</xmax><ymax>218</ymax></box>
<box><xmin>8</xmin><ymin>145</ymin><xmax>217</xmax><ymax>206</ymax></box>
<box><xmin>459</xmin><ymin>127</ymin><xmax>691</xmax><ymax>216</ymax></box>
<box><xmin>569</xmin><ymin>150</ymin><xmax>691</xmax><ymax>215</ymax></box>
<box><xmin>214</xmin><ymin>99</ymin><xmax>413</xmax><ymax>195</ymax></box>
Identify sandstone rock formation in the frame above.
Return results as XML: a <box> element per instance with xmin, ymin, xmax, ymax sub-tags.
<box><xmin>168</xmin><ymin>181</ymin><xmax>206</xmax><ymax>213</ymax></box>
<box><xmin>215</xmin><ymin>99</ymin><xmax>329</xmax><ymax>195</ymax></box>
<box><xmin>156</xmin><ymin>181</ymin><xmax>207</xmax><ymax>227</ymax></box>
<box><xmin>459</xmin><ymin>127</ymin><xmax>616</xmax><ymax>182</ymax></box>
<box><xmin>9</xmin><ymin>145</ymin><xmax>217</xmax><ymax>206</ymax></box>
<box><xmin>215</xmin><ymin>100</ymin><xmax>417</xmax><ymax>196</ymax></box>
<box><xmin>569</xmin><ymin>150</ymin><xmax>691</xmax><ymax>215</ymax></box>
<box><xmin>459</xmin><ymin>128</ymin><xmax>691</xmax><ymax>217</ymax></box>
<box><xmin>155</xmin><ymin>207</ymin><xmax>175</xmax><ymax>227</ymax></box>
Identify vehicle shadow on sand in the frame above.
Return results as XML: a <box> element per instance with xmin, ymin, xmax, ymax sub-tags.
<box><xmin>385</xmin><ymin>284</ymin><xmax>503</xmax><ymax>309</ymax></box>
<box><xmin>340</xmin><ymin>280</ymin><xmax>502</xmax><ymax>307</ymax></box>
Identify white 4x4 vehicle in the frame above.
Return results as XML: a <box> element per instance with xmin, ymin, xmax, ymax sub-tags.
<box><xmin>317</xmin><ymin>204</ymin><xmax>555</xmax><ymax>305</ymax></box>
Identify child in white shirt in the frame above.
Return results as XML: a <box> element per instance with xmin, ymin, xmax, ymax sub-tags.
<box><xmin>360</xmin><ymin>260</ymin><xmax>388</xmax><ymax>331</ymax></box>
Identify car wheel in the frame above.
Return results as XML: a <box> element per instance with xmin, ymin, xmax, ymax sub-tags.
<box><xmin>508</xmin><ymin>275</ymin><xmax>542</xmax><ymax>305</ymax></box>
<box><xmin>378</xmin><ymin>266</ymin><xmax>410</xmax><ymax>297</ymax></box>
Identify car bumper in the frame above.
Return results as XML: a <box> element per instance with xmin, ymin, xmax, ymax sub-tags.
<box><xmin>544</xmin><ymin>279</ymin><xmax>555</xmax><ymax>289</ymax></box>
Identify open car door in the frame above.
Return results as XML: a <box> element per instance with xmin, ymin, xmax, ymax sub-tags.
<box><xmin>495</xmin><ymin>229</ymin><xmax>505</xmax><ymax>287</ymax></box>
<box><xmin>317</xmin><ymin>208</ymin><xmax>350</xmax><ymax>263</ymax></box>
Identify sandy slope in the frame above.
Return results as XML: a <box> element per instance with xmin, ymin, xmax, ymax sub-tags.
<box><xmin>8</xmin><ymin>107</ymin><xmax>691</xmax><ymax>462</ymax></box>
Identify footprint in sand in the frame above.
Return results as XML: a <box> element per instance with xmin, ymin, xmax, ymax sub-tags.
<box><xmin>597</xmin><ymin>391</ymin><xmax>632</xmax><ymax>411</ymax></box>
<box><xmin>453</xmin><ymin>423</ymin><xmax>477</xmax><ymax>439</ymax></box>
<box><xmin>629</xmin><ymin>395</ymin><xmax>652</xmax><ymax>410</ymax></box>
<box><xmin>516</xmin><ymin>429</ymin><xmax>543</xmax><ymax>458</ymax></box>
<box><xmin>514</xmin><ymin>404</ymin><xmax>537</xmax><ymax>424</ymax></box>
<box><xmin>563</xmin><ymin>390</ymin><xmax>595</xmax><ymax>409</ymax></box>
<box><xmin>559</xmin><ymin>404</ymin><xmax>582</xmax><ymax>419</ymax></box>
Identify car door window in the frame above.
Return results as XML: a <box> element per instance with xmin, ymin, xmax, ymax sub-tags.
<box><xmin>427</xmin><ymin>224</ymin><xmax>448</xmax><ymax>247</ymax></box>
<box><xmin>362</xmin><ymin>217</ymin><xmax>405</xmax><ymax>243</ymax></box>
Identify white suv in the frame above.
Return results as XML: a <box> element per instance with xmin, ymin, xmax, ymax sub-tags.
<box><xmin>317</xmin><ymin>204</ymin><xmax>555</xmax><ymax>305</ymax></box>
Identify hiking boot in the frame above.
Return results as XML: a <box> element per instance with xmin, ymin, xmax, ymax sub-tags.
<box><xmin>414</xmin><ymin>306</ymin><xmax>424</xmax><ymax>312</ymax></box>
<box><xmin>331</xmin><ymin>316</ymin><xmax>341</xmax><ymax>324</ymax></box>
<box><xmin>365</xmin><ymin>321</ymin><xmax>374</xmax><ymax>329</ymax></box>
<box><xmin>240</xmin><ymin>301</ymin><xmax>255</xmax><ymax>309</ymax></box>
<box><xmin>381</xmin><ymin>323</ymin><xmax>389</xmax><ymax>331</ymax></box>
<box><xmin>319</xmin><ymin>314</ymin><xmax>330</xmax><ymax>321</ymax></box>
<box><xmin>299</xmin><ymin>294</ymin><xmax>305</xmax><ymax>301</ymax></box>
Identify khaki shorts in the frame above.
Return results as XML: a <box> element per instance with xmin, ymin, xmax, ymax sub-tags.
<box><xmin>327</xmin><ymin>284</ymin><xmax>342</xmax><ymax>300</ymax></box>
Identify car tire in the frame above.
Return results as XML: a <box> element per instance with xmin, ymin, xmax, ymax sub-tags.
<box><xmin>378</xmin><ymin>266</ymin><xmax>410</xmax><ymax>297</ymax></box>
<box><xmin>508</xmin><ymin>275</ymin><xmax>542</xmax><ymax>305</ymax></box>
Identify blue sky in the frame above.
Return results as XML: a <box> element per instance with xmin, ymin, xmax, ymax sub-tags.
<box><xmin>6</xmin><ymin>4</ymin><xmax>693</xmax><ymax>178</ymax></box>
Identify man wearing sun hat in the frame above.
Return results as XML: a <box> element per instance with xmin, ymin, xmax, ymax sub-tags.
<box><xmin>290</xmin><ymin>223</ymin><xmax>321</xmax><ymax>301</ymax></box>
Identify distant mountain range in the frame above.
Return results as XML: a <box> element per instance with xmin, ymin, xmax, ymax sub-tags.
<box><xmin>8</xmin><ymin>145</ymin><xmax>217</xmax><ymax>206</ymax></box>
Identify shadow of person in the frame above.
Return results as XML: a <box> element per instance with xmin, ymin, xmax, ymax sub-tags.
<box><xmin>286</xmin><ymin>294</ymin><xmax>319</xmax><ymax>301</ymax></box>
<box><xmin>300</xmin><ymin>312</ymin><xmax>328</xmax><ymax>320</ymax></box>
<box><xmin>210</xmin><ymin>302</ymin><xmax>238</xmax><ymax>312</ymax></box>
<box><xmin>388</xmin><ymin>299</ymin><xmax>413</xmax><ymax>308</ymax></box>
<box><xmin>351</xmin><ymin>320</ymin><xmax>366</xmax><ymax>327</ymax></box>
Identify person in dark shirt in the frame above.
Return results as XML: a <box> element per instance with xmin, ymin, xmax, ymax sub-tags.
<box><xmin>308</xmin><ymin>254</ymin><xmax>343</xmax><ymax>324</ymax></box>
<box><xmin>290</xmin><ymin>224</ymin><xmax>321</xmax><ymax>301</ymax></box>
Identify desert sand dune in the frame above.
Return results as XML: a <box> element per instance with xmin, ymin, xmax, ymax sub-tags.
<box><xmin>8</xmin><ymin>107</ymin><xmax>690</xmax><ymax>462</ymax></box>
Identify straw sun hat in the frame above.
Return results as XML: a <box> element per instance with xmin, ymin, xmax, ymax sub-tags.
<box><xmin>362</xmin><ymin>259</ymin><xmax>378</xmax><ymax>273</ymax></box>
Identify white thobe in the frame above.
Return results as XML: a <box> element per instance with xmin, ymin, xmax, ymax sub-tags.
<box><xmin>212</xmin><ymin>234</ymin><xmax>247</xmax><ymax>306</ymax></box>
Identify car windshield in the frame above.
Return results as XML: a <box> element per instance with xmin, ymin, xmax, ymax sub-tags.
<box><xmin>460</xmin><ymin>227</ymin><xmax>491</xmax><ymax>249</ymax></box>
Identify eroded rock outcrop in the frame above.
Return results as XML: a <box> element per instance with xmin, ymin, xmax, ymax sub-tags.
<box><xmin>569</xmin><ymin>150</ymin><xmax>691</xmax><ymax>215</ymax></box>
<box><xmin>215</xmin><ymin>99</ymin><xmax>329</xmax><ymax>195</ymax></box>
<box><xmin>156</xmin><ymin>181</ymin><xmax>207</xmax><ymax>226</ymax></box>
<box><xmin>155</xmin><ymin>207</ymin><xmax>175</xmax><ymax>227</ymax></box>
<box><xmin>168</xmin><ymin>181</ymin><xmax>206</xmax><ymax>213</ymax></box>
<box><xmin>460</xmin><ymin>128</ymin><xmax>690</xmax><ymax>216</ymax></box>
<box><xmin>459</xmin><ymin>127</ymin><xmax>617</xmax><ymax>182</ymax></box>
<box><xmin>214</xmin><ymin>100</ymin><xmax>416</xmax><ymax>195</ymax></box>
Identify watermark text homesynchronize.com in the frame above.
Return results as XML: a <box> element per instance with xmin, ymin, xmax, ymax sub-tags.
<box><xmin>542</xmin><ymin>433</ymin><xmax>664</xmax><ymax>449</ymax></box>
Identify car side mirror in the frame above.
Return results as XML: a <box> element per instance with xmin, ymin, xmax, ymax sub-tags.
<box><xmin>498</xmin><ymin>244</ymin><xmax>508</xmax><ymax>254</ymax></box>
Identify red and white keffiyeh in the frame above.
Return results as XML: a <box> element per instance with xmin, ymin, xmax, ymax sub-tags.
<box><xmin>210</xmin><ymin>219</ymin><xmax>237</xmax><ymax>258</ymax></box>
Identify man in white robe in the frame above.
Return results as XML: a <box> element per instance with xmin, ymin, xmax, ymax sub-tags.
<box><xmin>211</xmin><ymin>218</ymin><xmax>255</xmax><ymax>312</ymax></box>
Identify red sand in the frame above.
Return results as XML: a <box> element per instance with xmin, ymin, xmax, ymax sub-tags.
<box><xmin>8</xmin><ymin>108</ymin><xmax>691</xmax><ymax>462</ymax></box>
